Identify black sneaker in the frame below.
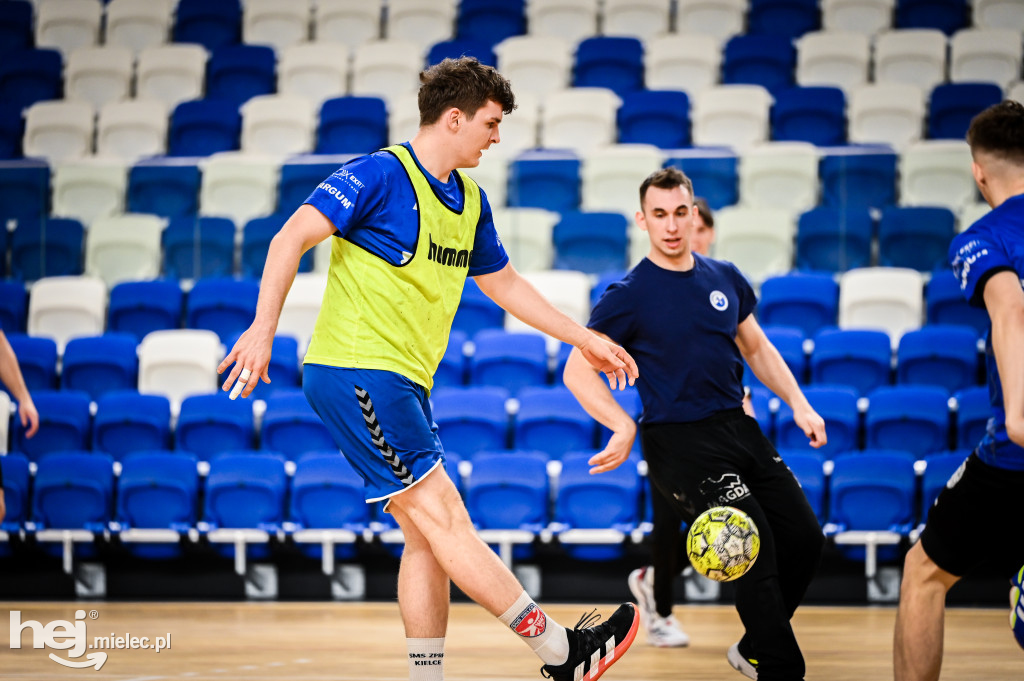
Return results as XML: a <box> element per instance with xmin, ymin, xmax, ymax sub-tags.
<box><xmin>540</xmin><ymin>604</ymin><xmax>639</xmax><ymax>681</ymax></box>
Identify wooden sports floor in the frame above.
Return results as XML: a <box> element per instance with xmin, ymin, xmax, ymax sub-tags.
<box><xmin>2</xmin><ymin>601</ymin><xmax>1020</xmax><ymax>680</ymax></box>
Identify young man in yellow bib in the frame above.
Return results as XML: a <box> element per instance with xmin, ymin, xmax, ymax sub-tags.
<box><xmin>218</xmin><ymin>57</ymin><xmax>641</xmax><ymax>681</ymax></box>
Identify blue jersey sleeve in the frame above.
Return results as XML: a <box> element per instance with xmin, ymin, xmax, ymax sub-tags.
<box><xmin>302</xmin><ymin>155</ymin><xmax>387</xmax><ymax>237</ymax></box>
<box><xmin>468</xmin><ymin>188</ymin><xmax>509</xmax><ymax>276</ymax></box>
<box><xmin>588</xmin><ymin>282</ymin><xmax>635</xmax><ymax>345</ymax></box>
<box><xmin>950</xmin><ymin>227</ymin><xmax>1015</xmax><ymax>307</ymax></box>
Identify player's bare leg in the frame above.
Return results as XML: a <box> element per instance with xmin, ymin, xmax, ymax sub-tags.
<box><xmin>391</xmin><ymin>495</ymin><xmax>450</xmax><ymax>637</ymax></box>
<box><xmin>894</xmin><ymin>542</ymin><xmax>960</xmax><ymax>681</ymax></box>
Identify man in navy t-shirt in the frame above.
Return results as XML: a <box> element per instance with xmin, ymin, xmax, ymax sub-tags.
<box><xmin>894</xmin><ymin>101</ymin><xmax>1024</xmax><ymax>680</ymax></box>
<box><xmin>564</xmin><ymin>167</ymin><xmax>827</xmax><ymax>681</ymax></box>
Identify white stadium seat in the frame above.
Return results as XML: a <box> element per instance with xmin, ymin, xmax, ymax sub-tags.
<box><xmin>35</xmin><ymin>0</ymin><xmax>102</xmax><ymax>57</ymax></box>
<box><xmin>242</xmin><ymin>0</ymin><xmax>312</xmax><ymax>55</ymax></box>
<box><xmin>796</xmin><ymin>30</ymin><xmax>871</xmax><ymax>97</ymax></box>
<box><xmin>23</xmin><ymin>100</ymin><xmax>95</xmax><ymax>164</ymax></box>
<box><xmin>821</xmin><ymin>0</ymin><xmax>895</xmax><ymax>36</ymax></box>
<box><xmin>350</xmin><ymin>39</ymin><xmax>424</xmax><ymax>107</ymax></box>
<box><xmin>848</xmin><ymin>83</ymin><xmax>926</xmax><ymax>150</ymax></box>
<box><xmin>138</xmin><ymin>329</ymin><xmax>224</xmax><ymax>408</ymax></box>
<box><xmin>277</xmin><ymin>42</ymin><xmax>350</xmax><ymax>107</ymax></box>
<box><xmin>278</xmin><ymin>272</ymin><xmax>328</xmax><ymax>347</ymax></box>
<box><xmin>199</xmin><ymin>153</ymin><xmax>280</xmax><ymax>228</ymax></box>
<box><xmin>64</xmin><ymin>45</ymin><xmax>135</xmax><ymax>110</ymax></box>
<box><xmin>51</xmin><ymin>157</ymin><xmax>128</xmax><ymax>226</ymax></box>
<box><xmin>540</xmin><ymin>87</ymin><xmax>621</xmax><ymax>153</ymax></box>
<box><xmin>838</xmin><ymin>266</ymin><xmax>924</xmax><ymax>345</ymax></box>
<box><xmin>85</xmin><ymin>213</ymin><xmax>164</xmax><ymax>287</ymax></box>
<box><xmin>240</xmin><ymin>94</ymin><xmax>317</xmax><ymax>157</ymax></box>
<box><xmin>873</xmin><ymin>29</ymin><xmax>948</xmax><ymax>91</ymax></box>
<box><xmin>28</xmin><ymin>275</ymin><xmax>107</xmax><ymax>353</ymax></box>
<box><xmin>676</xmin><ymin>0</ymin><xmax>746</xmax><ymax>42</ymax></box>
<box><xmin>738</xmin><ymin>142</ymin><xmax>820</xmax><ymax>214</ymax></box>
<box><xmin>713</xmin><ymin>206</ymin><xmax>796</xmax><ymax>285</ymax></box>
<box><xmin>104</xmin><ymin>0</ymin><xmax>172</xmax><ymax>54</ymax></box>
<box><xmin>312</xmin><ymin>0</ymin><xmax>383</xmax><ymax>49</ymax></box>
<box><xmin>385</xmin><ymin>0</ymin><xmax>456</xmax><ymax>50</ymax></box>
<box><xmin>491</xmin><ymin>207</ymin><xmax>559</xmax><ymax>272</ymax></box>
<box><xmin>526</xmin><ymin>0</ymin><xmax>600</xmax><ymax>45</ymax></box>
<box><xmin>601</xmin><ymin>0</ymin><xmax>672</xmax><ymax>41</ymax></box>
<box><xmin>971</xmin><ymin>0</ymin><xmax>1024</xmax><ymax>32</ymax></box>
<box><xmin>899</xmin><ymin>140</ymin><xmax>977</xmax><ymax>211</ymax></box>
<box><xmin>494</xmin><ymin>35</ymin><xmax>574</xmax><ymax>98</ymax></box>
<box><xmin>692</xmin><ymin>85</ymin><xmax>773</xmax><ymax>150</ymax></box>
<box><xmin>950</xmin><ymin>28</ymin><xmax>1023</xmax><ymax>89</ymax></box>
<box><xmin>96</xmin><ymin>99</ymin><xmax>169</xmax><ymax>161</ymax></box>
<box><xmin>581</xmin><ymin>144</ymin><xmax>665</xmax><ymax>216</ymax></box>
<box><xmin>136</xmin><ymin>44</ymin><xmax>208</xmax><ymax>109</ymax></box>
<box><xmin>644</xmin><ymin>34</ymin><xmax>722</xmax><ymax>97</ymax></box>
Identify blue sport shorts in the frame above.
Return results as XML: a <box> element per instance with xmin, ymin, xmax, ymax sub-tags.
<box><xmin>302</xmin><ymin>364</ymin><xmax>446</xmax><ymax>504</ymax></box>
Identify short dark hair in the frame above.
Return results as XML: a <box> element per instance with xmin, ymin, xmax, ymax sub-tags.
<box><xmin>638</xmin><ymin>167</ymin><xmax>694</xmax><ymax>210</ymax></box>
<box><xmin>694</xmin><ymin>197</ymin><xmax>714</xmax><ymax>227</ymax></box>
<box><xmin>966</xmin><ymin>100</ymin><xmax>1024</xmax><ymax>166</ymax></box>
<box><xmin>418</xmin><ymin>57</ymin><xmax>516</xmax><ymax>127</ymax></box>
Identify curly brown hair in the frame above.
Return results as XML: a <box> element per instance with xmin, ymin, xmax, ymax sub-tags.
<box><xmin>418</xmin><ymin>57</ymin><xmax>517</xmax><ymax>127</ymax></box>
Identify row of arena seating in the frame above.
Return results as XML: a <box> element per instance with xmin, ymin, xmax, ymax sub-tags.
<box><xmin>0</xmin><ymin>377</ymin><xmax>992</xmax><ymax>467</ymax></box>
<box><xmin>0</xmin><ymin>446</ymin><xmax>973</xmax><ymax>570</ymax></box>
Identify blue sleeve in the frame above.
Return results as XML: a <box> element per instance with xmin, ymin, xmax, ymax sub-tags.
<box><xmin>732</xmin><ymin>264</ymin><xmax>757</xmax><ymax>322</ymax></box>
<box><xmin>588</xmin><ymin>283</ymin><xmax>635</xmax><ymax>345</ymax></box>
<box><xmin>467</xmin><ymin>188</ymin><xmax>510</xmax><ymax>276</ymax></box>
<box><xmin>950</xmin><ymin>226</ymin><xmax>1014</xmax><ymax>308</ymax></box>
<box><xmin>302</xmin><ymin>155</ymin><xmax>386</xmax><ymax>237</ymax></box>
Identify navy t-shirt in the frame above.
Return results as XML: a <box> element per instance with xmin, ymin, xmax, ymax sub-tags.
<box><xmin>589</xmin><ymin>254</ymin><xmax>757</xmax><ymax>424</ymax></box>
<box><xmin>303</xmin><ymin>142</ymin><xmax>508</xmax><ymax>276</ymax></box>
<box><xmin>949</xmin><ymin>192</ymin><xmax>1024</xmax><ymax>471</ymax></box>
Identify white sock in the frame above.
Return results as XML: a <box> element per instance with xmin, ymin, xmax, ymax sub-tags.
<box><xmin>407</xmin><ymin>638</ymin><xmax>444</xmax><ymax>680</ymax></box>
<box><xmin>497</xmin><ymin>591</ymin><xmax>569</xmax><ymax>666</ymax></box>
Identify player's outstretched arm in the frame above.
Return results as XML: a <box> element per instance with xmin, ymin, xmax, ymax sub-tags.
<box><xmin>736</xmin><ymin>314</ymin><xmax>827</xmax><ymax>448</ymax></box>
<box><xmin>219</xmin><ymin>205</ymin><xmax>336</xmax><ymax>400</ymax></box>
<box><xmin>474</xmin><ymin>263</ymin><xmax>638</xmax><ymax>390</ymax></box>
<box><xmin>563</xmin><ymin>338</ymin><xmax>636</xmax><ymax>474</ymax></box>
<box><xmin>984</xmin><ymin>271</ymin><xmax>1024</xmax><ymax>448</ymax></box>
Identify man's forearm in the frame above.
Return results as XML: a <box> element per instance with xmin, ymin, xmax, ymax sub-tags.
<box><xmin>563</xmin><ymin>349</ymin><xmax>634</xmax><ymax>431</ymax></box>
<box><xmin>251</xmin><ymin>230</ymin><xmax>313</xmax><ymax>334</ymax></box>
<box><xmin>746</xmin><ymin>343</ymin><xmax>809</xmax><ymax>412</ymax></box>
<box><xmin>0</xmin><ymin>342</ymin><xmax>31</xmax><ymax>404</ymax></box>
<box><xmin>477</xmin><ymin>267</ymin><xmax>592</xmax><ymax>348</ymax></box>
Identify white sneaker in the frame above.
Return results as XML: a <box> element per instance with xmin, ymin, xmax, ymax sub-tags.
<box><xmin>727</xmin><ymin>642</ymin><xmax>758</xmax><ymax>679</ymax></box>
<box><xmin>647</xmin><ymin>614</ymin><xmax>690</xmax><ymax>647</ymax></box>
<box><xmin>627</xmin><ymin>566</ymin><xmax>656</xmax><ymax>628</ymax></box>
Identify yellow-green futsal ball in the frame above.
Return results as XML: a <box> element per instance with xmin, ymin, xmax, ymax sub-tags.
<box><xmin>686</xmin><ymin>506</ymin><xmax>761</xmax><ymax>582</ymax></box>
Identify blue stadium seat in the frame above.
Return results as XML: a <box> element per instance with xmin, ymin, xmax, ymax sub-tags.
<box><xmin>810</xmin><ymin>328</ymin><xmax>892</xmax><ymax>396</ymax></box>
<box><xmin>759</xmin><ymin>272</ymin><xmax>839</xmax><ymax>337</ymax></box>
<box><xmin>470</xmin><ymin>330</ymin><xmax>548</xmax><ymax>393</ymax></box>
<box><xmin>776</xmin><ymin>385</ymin><xmax>860</xmax><ymax>457</ymax></box>
<box><xmin>61</xmin><ymin>333</ymin><xmax>139</xmax><ymax>400</ymax></box>
<box><xmin>820</xmin><ymin>150</ymin><xmax>897</xmax><ymax>211</ymax></box>
<box><xmin>176</xmin><ymin>392</ymin><xmax>255</xmax><ymax>460</ymax></box>
<box><xmin>13</xmin><ymin>390</ymin><xmax>92</xmax><ymax>463</ymax></box>
<box><xmin>279</xmin><ymin>162</ymin><xmax>340</xmax><ymax>213</ymax></box>
<box><xmin>93</xmin><ymin>391</ymin><xmax>172</xmax><ymax>460</ymax></box>
<box><xmin>554</xmin><ymin>451</ymin><xmax>640</xmax><ymax>561</ymax></box>
<box><xmin>895</xmin><ymin>0</ymin><xmax>969</xmax><ymax>34</ymax></box>
<box><xmin>617</xmin><ymin>90</ymin><xmax>690</xmax><ymax>149</ymax></box>
<box><xmin>0</xmin><ymin>165</ymin><xmax>48</xmax><ymax>219</ymax></box>
<box><xmin>289</xmin><ymin>453</ymin><xmax>369</xmax><ymax>562</ymax></box>
<box><xmin>596</xmin><ymin>386</ymin><xmax>641</xmax><ymax>448</ymax></box>
<box><xmin>507</xmin><ymin>151</ymin><xmax>581</xmax><ymax>213</ymax></box>
<box><xmin>242</xmin><ymin>214</ymin><xmax>313</xmax><ymax>278</ymax></box>
<box><xmin>953</xmin><ymin>385</ymin><xmax>990</xmax><ymax>449</ymax></box>
<box><xmin>919</xmin><ymin>450</ymin><xmax>968</xmax><ymax>522</ymax></box>
<box><xmin>663</xmin><ymin>153</ymin><xmax>738</xmax><ymax>210</ymax></box>
<box><xmin>0</xmin><ymin>102</ymin><xmax>24</xmax><ymax>159</ymax></box>
<box><xmin>204</xmin><ymin>452</ymin><xmax>286</xmax><ymax>562</ymax></box>
<box><xmin>163</xmin><ymin>217</ymin><xmax>237</xmax><ymax>280</ymax></box>
<box><xmin>127</xmin><ymin>162</ymin><xmax>201</xmax><ymax>219</ymax></box>
<box><xmin>0</xmin><ymin>452</ymin><xmax>30</xmax><ymax>535</ymax></box>
<box><xmin>317</xmin><ymin>97</ymin><xmax>388</xmax><ymax>155</ymax></box>
<box><xmin>108</xmin><ymin>280</ymin><xmax>184</xmax><ymax>341</ymax></box>
<box><xmin>224</xmin><ymin>332</ymin><xmax>301</xmax><ymax>398</ymax></box>
<box><xmin>432</xmin><ymin>386</ymin><xmax>510</xmax><ymax>455</ymax></box>
<box><xmin>573</xmin><ymin>36</ymin><xmax>645</xmax><ymax>97</ymax></box>
<box><xmin>260</xmin><ymin>389</ymin><xmax>336</xmax><ymax>459</ymax></box>
<box><xmin>925</xmin><ymin>268</ymin><xmax>990</xmax><ymax>336</ymax></box>
<box><xmin>749</xmin><ymin>386</ymin><xmax>775</xmax><ymax>440</ymax></box>
<box><xmin>928</xmin><ymin>83</ymin><xmax>1003</xmax><ymax>140</ymax></box>
<box><xmin>186</xmin><ymin>277</ymin><xmax>259</xmax><ymax>343</ymax></box>
<box><xmin>896</xmin><ymin>324</ymin><xmax>979</xmax><ymax>393</ymax></box>
<box><xmin>172</xmin><ymin>0</ymin><xmax>242</xmax><ymax>52</ymax></box>
<box><xmin>827</xmin><ymin>449</ymin><xmax>917</xmax><ymax>561</ymax></box>
<box><xmin>552</xmin><ymin>211</ymin><xmax>629</xmax><ymax>275</ymax></box>
<box><xmin>795</xmin><ymin>206</ymin><xmax>874</xmax><ymax>272</ymax></box>
<box><xmin>117</xmin><ymin>451</ymin><xmax>200</xmax><ymax>559</ymax></box>
<box><xmin>33</xmin><ymin>452</ymin><xmax>114</xmax><ymax>530</ymax></box>
<box><xmin>10</xmin><ymin>217</ymin><xmax>84</xmax><ymax>280</ymax></box>
<box><xmin>757</xmin><ymin>325</ymin><xmax>809</xmax><ymax>387</ymax></box>
<box><xmin>5</xmin><ymin>334</ymin><xmax>57</xmax><ymax>392</ymax></box>
<box><xmin>771</xmin><ymin>86</ymin><xmax>845</xmax><ymax>145</ymax></box>
<box><xmin>427</xmin><ymin>39</ymin><xmax>497</xmax><ymax>68</ymax></box>
<box><xmin>435</xmin><ymin>329</ymin><xmax>468</xmax><ymax>389</ymax></box>
<box><xmin>0</xmin><ymin>280</ymin><xmax>27</xmax><ymax>332</ymax></box>
<box><xmin>865</xmin><ymin>385</ymin><xmax>951</xmax><ymax>457</ymax></box>
<box><xmin>0</xmin><ymin>1</ymin><xmax>33</xmax><ymax>57</ymax></box>
<box><xmin>878</xmin><ymin>206</ymin><xmax>956</xmax><ymax>271</ymax></box>
<box><xmin>169</xmin><ymin>99</ymin><xmax>242</xmax><ymax>157</ymax></box>
<box><xmin>722</xmin><ymin>34</ymin><xmax>796</xmax><ymax>94</ymax></box>
<box><xmin>779</xmin><ymin>449</ymin><xmax>826</xmax><ymax>523</ymax></box>
<box><xmin>514</xmin><ymin>386</ymin><xmax>594</xmax><ymax>458</ymax></box>
<box><xmin>451</xmin><ymin>277</ymin><xmax>504</xmax><ymax>337</ymax></box>
<box><xmin>747</xmin><ymin>0</ymin><xmax>821</xmax><ymax>38</ymax></box>
<box><xmin>0</xmin><ymin>212</ymin><xmax>7</xmax><ymax>274</ymax></box>
<box><xmin>466</xmin><ymin>449</ymin><xmax>549</xmax><ymax>560</ymax></box>
<box><xmin>0</xmin><ymin>48</ymin><xmax>62</xmax><ymax>112</ymax></box>
<box><xmin>456</xmin><ymin>0</ymin><xmax>525</xmax><ymax>46</ymax></box>
<box><xmin>206</xmin><ymin>44</ymin><xmax>276</xmax><ymax>108</ymax></box>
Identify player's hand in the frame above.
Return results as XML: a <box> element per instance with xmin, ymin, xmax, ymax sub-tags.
<box><xmin>794</xmin><ymin>406</ymin><xmax>827</xmax><ymax>449</ymax></box>
<box><xmin>218</xmin><ymin>325</ymin><xmax>274</xmax><ymax>400</ymax></box>
<box><xmin>588</xmin><ymin>423</ymin><xmax>636</xmax><ymax>474</ymax></box>
<box><xmin>577</xmin><ymin>335</ymin><xmax>638</xmax><ymax>391</ymax></box>
<box><xmin>19</xmin><ymin>397</ymin><xmax>38</xmax><ymax>439</ymax></box>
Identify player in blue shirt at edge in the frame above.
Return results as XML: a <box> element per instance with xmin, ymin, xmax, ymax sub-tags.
<box><xmin>894</xmin><ymin>100</ymin><xmax>1024</xmax><ymax>680</ymax></box>
<box><xmin>217</xmin><ymin>57</ymin><xmax>642</xmax><ymax>681</ymax></box>
<box><xmin>564</xmin><ymin>166</ymin><xmax>828</xmax><ymax>681</ymax></box>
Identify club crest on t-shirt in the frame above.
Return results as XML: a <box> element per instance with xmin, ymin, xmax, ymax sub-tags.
<box><xmin>709</xmin><ymin>290</ymin><xmax>729</xmax><ymax>311</ymax></box>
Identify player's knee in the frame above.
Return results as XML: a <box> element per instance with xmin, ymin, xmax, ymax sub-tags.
<box><xmin>901</xmin><ymin>542</ymin><xmax>957</xmax><ymax>593</ymax></box>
